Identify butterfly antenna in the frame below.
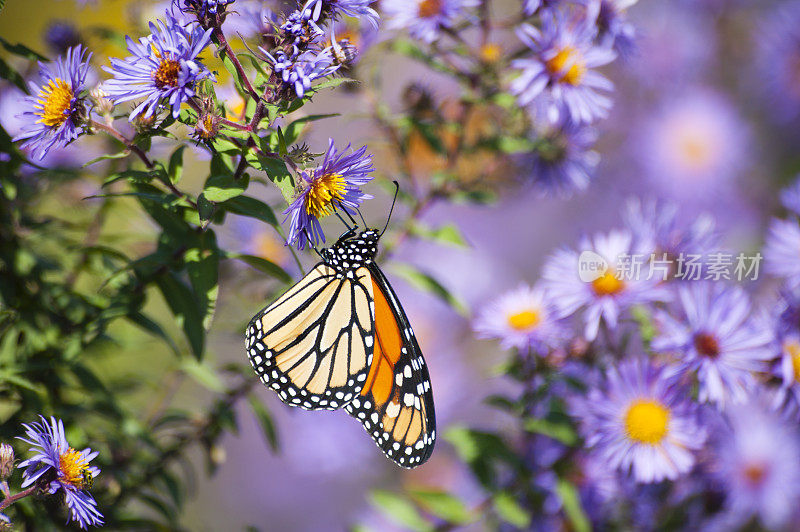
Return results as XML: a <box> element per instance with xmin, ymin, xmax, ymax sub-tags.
<box><xmin>356</xmin><ymin>206</ymin><xmax>368</xmax><ymax>228</ymax></box>
<box><xmin>380</xmin><ymin>181</ymin><xmax>400</xmax><ymax>236</ymax></box>
<box><xmin>334</xmin><ymin>210</ymin><xmax>356</xmax><ymax>230</ymax></box>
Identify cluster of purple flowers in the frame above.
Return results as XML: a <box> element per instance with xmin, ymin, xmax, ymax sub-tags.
<box><xmin>509</xmin><ymin>1</ymin><xmax>637</xmax><ymax>198</ymax></box>
<box><xmin>261</xmin><ymin>0</ymin><xmax>378</xmax><ymax>99</ymax></box>
<box><xmin>474</xmin><ymin>184</ymin><xmax>800</xmax><ymax>528</ymax></box>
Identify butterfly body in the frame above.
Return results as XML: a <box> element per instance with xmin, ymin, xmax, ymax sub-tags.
<box><xmin>245</xmin><ymin>229</ymin><xmax>436</xmax><ymax>468</ymax></box>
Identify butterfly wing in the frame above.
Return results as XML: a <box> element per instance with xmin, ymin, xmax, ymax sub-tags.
<box><xmin>245</xmin><ymin>263</ymin><xmax>375</xmax><ymax>410</ymax></box>
<box><xmin>344</xmin><ymin>264</ymin><xmax>436</xmax><ymax>468</ymax></box>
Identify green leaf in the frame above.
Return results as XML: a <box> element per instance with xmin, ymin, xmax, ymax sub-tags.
<box><xmin>197</xmin><ymin>193</ymin><xmax>215</xmax><ymax>222</ymax></box>
<box><xmin>523</xmin><ymin>417</ymin><xmax>579</xmax><ymax>446</ymax></box>
<box><xmin>221</xmin><ymin>195</ymin><xmax>278</xmax><ymax>226</ymax></box>
<box><xmin>222</xmin><ymin>252</ymin><xmax>291</xmax><ymax>284</ymax></box>
<box><xmin>312</xmin><ymin>77</ymin><xmax>358</xmax><ymax>91</ymax></box>
<box><xmin>390</xmin><ymin>263</ymin><xmax>468</xmax><ymax>316</ymax></box>
<box><xmin>370</xmin><ymin>490</ymin><xmax>432</xmax><ymax>532</ymax></box>
<box><xmin>409</xmin><ymin>222</ymin><xmax>469</xmax><ymax>248</ymax></box>
<box><xmin>248</xmin><ymin>396</ymin><xmax>279</xmax><ymax>451</ymax></box>
<box><xmin>181</xmin><ymin>359</ymin><xmax>225</xmax><ymax>393</ymax></box>
<box><xmin>0</xmin><ymin>55</ymin><xmax>27</xmax><ymax>93</ymax></box>
<box><xmin>283</xmin><ymin>114</ymin><xmax>339</xmax><ymax>145</ymax></box>
<box><xmin>245</xmin><ymin>149</ymin><xmax>294</xmax><ymax>202</ymax></box>
<box><xmin>556</xmin><ymin>479</ymin><xmax>591</xmax><ymax>532</ymax></box>
<box><xmin>492</xmin><ymin>493</ymin><xmax>531</xmax><ymax>529</ymax></box>
<box><xmin>126</xmin><ymin>312</ymin><xmax>181</xmax><ymax>357</ymax></box>
<box><xmin>204</xmin><ymin>174</ymin><xmax>249</xmax><ymax>202</ymax></box>
<box><xmin>156</xmin><ymin>273</ymin><xmax>206</xmax><ymax>359</ymax></box>
<box><xmin>83</xmin><ymin>151</ymin><xmax>131</xmax><ymax>167</ymax></box>
<box><xmin>444</xmin><ymin>426</ymin><xmax>522</xmax><ymax>488</ymax></box>
<box><xmin>0</xmin><ymin>36</ymin><xmax>47</xmax><ymax>61</ymax></box>
<box><xmin>185</xmin><ymin>232</ymin><xmax>220</xmax><ymax>330</ymax></box>
<box><xmin>168</xmin><ymin>145</ymin><xmax>186</xmax><ymax>184</ymax></box>
<box><xmin>102</xmin><ymin>169</ymin><xmax>158</xmax><ymax>187</ymax></box>
<box><xmin>409</xmin><ymin>489</ymin><xmax>473</xmax><ymax>525</ymax></box>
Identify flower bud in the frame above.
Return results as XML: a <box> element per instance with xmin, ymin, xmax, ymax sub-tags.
<box><xmin>0</xmin><ymin>444</ymin><xmax>14</xmax><ymax>480</ymax></box>
<box><xmin>90</xmin><ymin>87</ymin><xmax>114</xmax><ymax>116</ymax></box>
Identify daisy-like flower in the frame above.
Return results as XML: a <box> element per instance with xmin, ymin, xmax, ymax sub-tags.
<box><xmin>302</xmin><ymin>0</ymin><xmax>380</xmax><ymax>28</ymax></box>
<box><xmin>263</xmin><ymin>48</ymin><xmax>339</xmax><ymax>99</ymax></box>
<box><xmin>284</xmin><ymin>139</ymin><xmax>374</xmax><ymax>249</ymax></box>
<box><xmin>637</xmin><ymin>89</ymin><xmax>749</xmax><ymax>198</ymax></box>
<box><xmin>708</xmin><ymin>395</ymin><xmax>800</xmax><ymax>530</ymax></box>
<box><xmin>764</xmin><ymin>217</ymin><xmax>800</xmax><ymax>289</ymax></box>
<box><xmin>651</xmin><ymin>283</ymin><xmax>774</xmax><ymax>407</ymax></box>
<box><xmin>13</xmin><ymin>45</ymin><xmax>92</xmax><ymax>160</ymax></box>
<box><xmin>780</xmin><ymin>176</ymin><xmax>800</xmax><ymax>216</ymax></box>
<box><xmin>17</xmin><ymin>416</ymin><xmax>102</xmax><ymax>529</ymax></box>
<box><xmin>510</xmin><ymin>11</ymin><xmax>616</xmax><ymax>124</ymax></box>
<box><xmin>521</xmin><ymin>117</ymin><xmax>599</xmax><ymax>197</ymax></box>
<box><xmin>473</xmin><ymin>283</ymin><xmax>567</xmax><ymax>352</ymax></box>
<box><xmin>572</xmin><ymin>359</ymin><xmax>706</xmax><ymax>483</ymax></box>
<box><xmin>542</xmin><ymin>230</ymin><xmax>669</xmax><ymax>341</ymax></box>
<box><xmin>103</xmin><ymin>14</ymin><xmax>213</xmax><ymax>121</ymax></box>
<box><xmin>623</xmin><ymin>198</ymin><xmax>717</xmax><ymax>278</ymax></box>
<box><xmin>382</xmin><ymin>0</ymin><xmax>479</xmax><ymax>44</ymax></box>
<box><xmin>581</xmin><ymin>0</ymin><xmax>637</xmax><ymax>55</ymax></box>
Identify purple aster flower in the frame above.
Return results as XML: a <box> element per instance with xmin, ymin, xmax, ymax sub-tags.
<box><xmin>623</xmin><ymin>198</ymin><xmax>717</xmax><ymax>279</ymax></box>
<box><xmin>13</xmin><ymin>46</ymin><xmax>91</xmax><ymax>161</ymax></box>
<box><xmin>510</xmin><ymin>10</ymin><xmax>616</xmax><ymax>124</ymax></box>
<box><xmin>780</xmin><ymin>176</ymin><xmax>800</xmax><ymax>216</ymax></box>
<box><xmin>636</xmin><ymin>89</ymin><xmax>749</xmax><ymax>199</ymax></box>
<box><xmin>44</xmin><ymin>21</ymin><xmax>83</xmax><ymax>56</ymax></box>
<box><xmin>581</xmin><ymin>0</ymin><xmax>637</xmax><ymax>56</ymax></box>
<box><xmin>542</xmin><ymin>230</ymin><xmax>669</xmax><ymax>341</ymax></box>
<box><xmin>651</xmin><ymin>283</ymin><xmax>774</xmax><ymax>407</ymax></box>
<box><xmin>708</xmin><ymin>395</ymin><xmax>800</xmax><ymax>530</ymax></box>
<box><xmin>302</xmin><ymin>0</ymin><xmax>380</xmax><ymax>28</ymax></box>
<box><xmin>526</xmin><ymin>118</ymin><xmax>598</xmax><ymax>197</ymax></box>
<box><xmin>281</xmin><ymin>9</ymin><xmax>325</xmax><ymax>46</ymax></box>
<box><xmin>473</xmin><ymin>283</ymin><xmax>568</xmax><ymax>352</ymax></box>
<box><xmin>17</xmin><ymin>416</ymin><xmax>102</xmax><ymax>529</ymax></box>
<box><xmin>284</xmin><ymin>139</ymin><xmax>374</xmax><ymax>249</ymax></box>
<box><xmin>263</xmin><ymin>48</ymin><xmax>339</xmax><ymax>99</ymax></box>
<box><xmin>382</xmin><ymin>0</ymin><xmax>479</xmax><ymax>44</ymax></box>
<box><xmin>764</xmin><ymin>218</ymin><xmax>800</xmax><ymax>290</ymax></box>
<box><xmin>522</xmin><ymin>1</ymin><xmax>570</xmax><ymax>16</ymax></box>
<box><xmin>180</xmin><ymin>0</ymin><xmax>235</xmax><ymax>17</ymax></box>
<box><xmin>103</xmin><ymin>14</ymin><xmax>213</xmax><ymax>121</ymax></box>
<box><xmin>572</xmin><ymin>359</ymin><xmax>706</xmax><ymax>483</ymax></box>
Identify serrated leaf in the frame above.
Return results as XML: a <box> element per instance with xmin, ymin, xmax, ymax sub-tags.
<box><xmin>409</xmin><ymin>489</ymin><xmax>473</xmax><ymax>526</ymax></box>
<box><xmin>390</xmin><ymin>263</ymin><xmax>468</xmax><ymax>316</ymax></box>
<box><xmin>222</xmin><ymin>252</ymin><xmax>291</xmax><ymax>284</ymax></box>
<box><xmin>556</xmin><ymin>479</ymin><xmax>591</xmax><ymax>532</ymax></box>
<box><xmin>204</xmin><ymin>174</ymin><xmax>249</xmax><ymax>202</ymax></box>
<box><xmin>492</xmin><ymin>493</ymin><xmax>531</xmax><ymax>529</ymax></box>
<box><xmin>248</xmin><ymin>396</ymin><xmax>279</xmax><ymax>451</ymax></box>
<box><xmin>370</xmin><ymin>490</ymin><xmax>432</xmax><ymax>532</ymax></box>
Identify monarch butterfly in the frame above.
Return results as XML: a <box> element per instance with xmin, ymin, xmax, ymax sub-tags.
<box><xmin>244</xmin><ymin>226</ymin><xmax>436</xmax><ymax>468</ymax></box>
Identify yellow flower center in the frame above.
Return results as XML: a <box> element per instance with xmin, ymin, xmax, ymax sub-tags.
<box><xmin>591</xmin><ymin>270</ymin><xmax>625</xmax><ymax>296</ymax></box>
<box><xmin>36</xmin><ymin>78</ymin><xmax>74</xmax><ymax>128</ymax></box>
<box><xmin>59</xmin><ymin>448</ymin><xmax>91</xmax><ymax>488</ymax></box>
<box><xmin>785</xmin><ymin>340</ymin><xmax>800</xmax><ymax>382</ymax></box>
<box><xmin>303</xmin><ymin>172</ymin><xmax>346</xmax><ymax>218</ymax></box>
<box><xmin>546</xmin><ymin>46</ymin><xmax>586</xmax><ymax>86</ymax></box>
<box><xmin>480</xmin><ymin>43</ymin><xmax>502</xmax><ymax>63</ymax></box>
<box><xmin>507</xmin><ymin>309</ymin><xmax>541</xmax><ymax>331</ymax></box>
<box><xmin>418</xmin><ymin>0</ymin><xmax>442</xmax><ymax>18</ymax></box>
<box><xmin>677</xmin><ymin>132</ymin><xmax>713</xmax><ymax>170</ymax></box>
<box><xmin>624</xmin><ymin>399</ymin><xmax>670</xmax><ymax>445</ymax></box>
<box><xmin>154</xmin><ymin>58</ymin><xmax>181</xmax><ymax>88</ymax></box>
<box><xmin>742</xmin><ymin>462</ymin><xmax>767</xmax><ymax>487</ymax></box>
<box><xmin>694</xmin><ymin>332</ymin><xmax>720</xmax><ymax>358</ymax></box>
